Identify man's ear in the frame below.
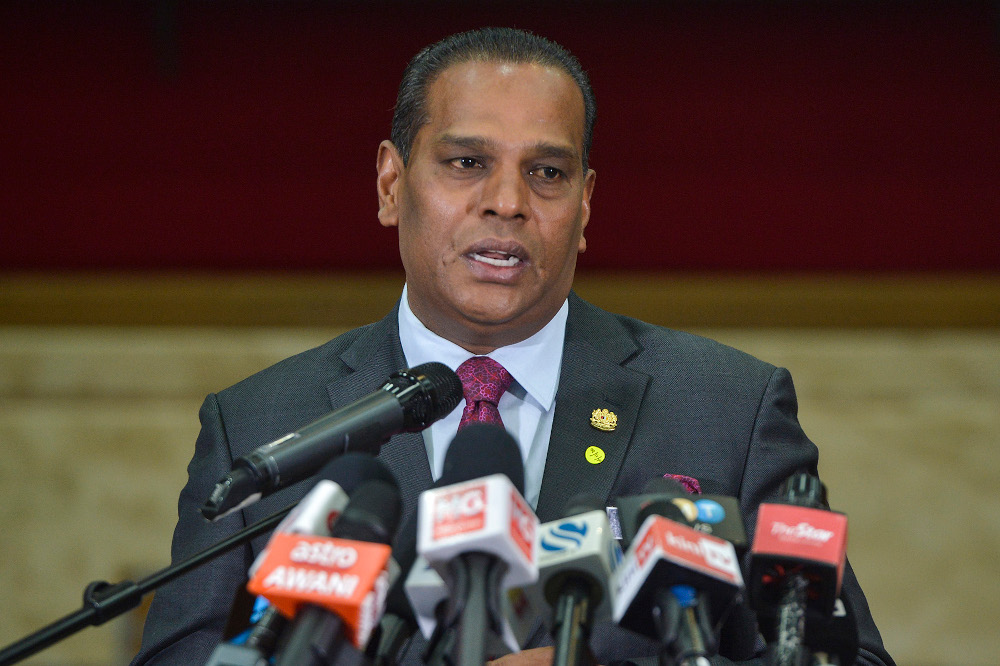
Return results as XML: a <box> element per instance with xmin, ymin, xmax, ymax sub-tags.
<box><xmin>578</xmin><ymin>168</ymin><xmax>596</xmax><ymax>254</ymax></box>
<box><xmin>377</xmin><ymin>140</ymin><xmax>404</xmax><ymax>228</ymax></box>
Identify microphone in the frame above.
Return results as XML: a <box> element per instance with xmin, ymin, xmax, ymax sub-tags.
<box><xmin>248</xmin><ymin>473</ymin><xmax>403</xmax><ymax>665</ymax></box>
<box><xmin>371</xmin><ymin>427</ymin><xmax>534</xmax><ymax>666</ymax></box>
<box><xmin>205</xmin><ymin>603</ymin><xmax>286</xmax><ymax>666</ymax></box>
<box><xmin>202</xmin><ymin>362</ymin><xmax>462</xmax><ymax>520</ymax></box>
<box><xmin>612</xmin><ymin>484</ymin><xmax>745</xmax><ymax>666</ymax></box>
<box><xmin>206</xmin><ymin>452</ymin><xmax>398</xmax><ymax>665</ymax></box>
<box><xmin>522</xmin><ymin>493</ymin><xmax>623</xmax><ymax>666</ymax></box>
<box><xmin>748</xmin><ymin>473</ymin><xmax>848</xmax><ymax>666</ymax></box>
<box><xmin>615</xmin><ymin>477</ymin><xmax>747</xmax><ymax>550</ymax></box>
<box><xmin>416</xmin><ymin>424</ymin><xmax>539</xmax><ymax>666</ymax></box>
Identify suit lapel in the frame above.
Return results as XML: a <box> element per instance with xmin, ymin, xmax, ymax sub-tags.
<box><xmin>326</xmin><ymin>305</ymin><xmax>434</xmax><ymax>523</ymax></box>
<box><xmin>535</xmin><ymin>295</ymin><xmax>650</xmax><ymax>521</ymax></box>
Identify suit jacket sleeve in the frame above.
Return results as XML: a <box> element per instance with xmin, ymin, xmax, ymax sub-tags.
<box><xmin>129</xmin><ymin>393</ymin><xmax>253</xmax><ymax>665</ymax></box>
<box><xmin>720</xmin><ymin>367</ymin><xmax>894</xmax><ymax>666</ymax></box>
<box><xmin>591</xmin><ymin>366</ymin><xmax>893</xmax><ymax>666</ymax></box>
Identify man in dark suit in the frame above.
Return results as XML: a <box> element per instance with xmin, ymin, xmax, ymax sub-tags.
<box><xmin>133</xmin><ymin>28</ymin><xmax>893</xmax><ymax>665</ymax></box>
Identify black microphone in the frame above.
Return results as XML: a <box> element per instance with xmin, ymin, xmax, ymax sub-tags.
<box><xmin>202</xmin><ymin>362</ymin><xmax>462</xmax><ymax>520</ymax></box>
<box><xmin>613</xmin><ymin>478</ymin><xmax>745</xmax><ymax>666</ymax></box>
<box><xmin>206</xmin><ymin>603</ymin><xmax>287</xmax><ymax>666</ymax></box>
<box><xmin>615</xmin><ymin>477</ymin><xmax>748</xmax><ymax>551</ymax></box>
<box><xmin>241</xmin><ymin>606</ymin><xmax>286</xmax><ymax>660</ymax></box>
<box><xmin>529</xmin><ymin>493</ymin><xmax>620</xmax><ymax>666</ymax></box>
<box><xmin>272</xmin><ymin>476</ymin><xmax>403</xmax><ymax>666</ymax></box>
<box><xmin>437</xmin><ymin>423</ymin><xmax>526</xmax><ymax>494</ymax></box>
<box><xmin>372</xmin><ymin>426</ymin><xmax>529</xmax><ymax>666</ymax></box>
<box><xmin>749</xmin><ymin>473</ymin><xmax>848</xmax><ymax>666</ymax></box>
<box><xmin>417</xmin><ymin>424</ymin><xmax>537</xmax><ymax>666</ymax></box>
<box><xmin>206</xmin><ymin>452</ymin><xmax>401</xmax><ymax>665</ymax></box>
<box><xmin>370</xmin><ymin>510</ymin><xmax>419</xmax><ymax>666</ymax></box>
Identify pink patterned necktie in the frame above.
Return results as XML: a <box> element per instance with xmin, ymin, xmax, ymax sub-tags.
<box><xmin>456</xmin><ymin>356</ymin><xmax>514</xmax><ymax>431</ymax></box>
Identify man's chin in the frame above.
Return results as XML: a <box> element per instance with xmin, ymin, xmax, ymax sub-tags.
<box><xmin>457</xmin><ymin>302</ymin><xmax>560</xmax><ymax>343</ymax></box>
<box><xmin>457</xmin><ymin>305</ymin><xmax>525</xmax><ymax>330</ymax></box>
<box><xmin>447</xmin><ymin>283</ymin><xmax>525</xmax><ymax>320</ymax></box>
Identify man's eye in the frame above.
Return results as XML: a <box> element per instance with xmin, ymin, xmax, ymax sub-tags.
<box><xmin>532</xmin><ymin>166</ymin><xmax>564</xmax><ymax>180</ymax></box>
<box><xmin>450</xmin><ymin>157</ymin><xmax>482</xmax><ymax>169</ymax></box>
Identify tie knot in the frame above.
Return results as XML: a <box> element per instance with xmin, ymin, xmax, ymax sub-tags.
<box><xmin>456</xmin><ymin>356</ymin><xmax>513</xmax><ymax>405</ymax></box>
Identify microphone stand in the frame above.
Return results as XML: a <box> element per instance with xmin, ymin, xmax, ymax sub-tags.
<box><xmin>551</xmin><ymin>579</ymin><xmax>596</xmax><ymax>666</ymax></box>
<box><xmin>0</xmin><ymin>504</ymin><xmax>297</xmax><ymax>666</ymax></box>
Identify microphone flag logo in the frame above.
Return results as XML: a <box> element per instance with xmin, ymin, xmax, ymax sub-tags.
<box><xmin>432</xmin><ymin>483</ymin><xmax>487</xmax><ymax>540</ymax></box>
<box><xmin>540</xmin><ymin>520</ymin><xmax>588</xmax><ymax>551</ymax></box>
<box><xmin>247</xmin><ymin>533</ymin><xmax>394</xmax><ymax>647</ymax></box>
<box><xmin>695</xmin><ymin>499</ymin><xmax>726</xmax><ymax>524</ymax></box>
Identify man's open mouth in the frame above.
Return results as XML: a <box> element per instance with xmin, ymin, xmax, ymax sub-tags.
<box><xmin>470</xmin><ymin>251</ymin><xmax>521</xmax><ymax>267</ymax></box>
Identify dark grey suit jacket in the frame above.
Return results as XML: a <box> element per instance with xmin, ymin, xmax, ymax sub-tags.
<box><xmin>132</xmin><ymin>293</ymin><xmax>893</xmax><ymax>665</ymax></box>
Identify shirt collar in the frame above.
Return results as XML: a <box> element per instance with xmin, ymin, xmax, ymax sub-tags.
<box><xmin>397</xmin><ymin>284</ymin><xmax>566</xmax><ymax>412</ymax></box>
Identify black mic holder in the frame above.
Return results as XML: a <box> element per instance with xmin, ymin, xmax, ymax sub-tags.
<box><xmin>423</xmin><ymin>553</ymin><xmax>509</xmax><ymax>666</ymax></box>
<box><xmin>0</xmin><ymin>504</ymin><xmax>298</xmax><ymax>666</ymax></box>
<box><xmin>769</xmin><ymin>575</ymin><xmax>810</xmax><ymax>666</ymax></box>
<box><xmin>551</xmin><ymin>578</ymin><xmax>597</xmax><ymax>666</ymax></box>
<box><xmin>652</xmin><ymin>587</ymin><xmax>719</xmax><ymax>666</ymax></box>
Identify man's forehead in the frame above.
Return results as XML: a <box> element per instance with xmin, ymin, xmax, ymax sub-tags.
<box><xmin>416</xmin><ymin>60</ymin><xmax>586</xmax><ymax>156</ymax></box>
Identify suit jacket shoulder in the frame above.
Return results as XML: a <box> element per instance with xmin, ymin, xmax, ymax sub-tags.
<box><xmin>131</xmin><ymin>311</ymin><xmax>411</xmax><ymax>665</ymax></box>
<box><xmin>214</xmin><ymin>319</ymin><xmax>387</xmax><ymax>444</ymax></box>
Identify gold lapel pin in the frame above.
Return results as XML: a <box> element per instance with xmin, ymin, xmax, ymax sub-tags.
<box><xmin>590</xmin><ymin>408</ymin><xmax>617</xmax><ymax>432</ymax></box>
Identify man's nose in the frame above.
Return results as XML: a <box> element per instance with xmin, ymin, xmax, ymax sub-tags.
<box><xmin>478</xmin><ymin>166</ymin><xmax>529</xmax><ymax>221</ymax></box>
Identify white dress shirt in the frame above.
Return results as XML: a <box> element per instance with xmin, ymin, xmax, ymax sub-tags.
<box><xmin>397</xmin><ymin>284</ymin><xmax>567</xmax><ymax>509</ymax></box>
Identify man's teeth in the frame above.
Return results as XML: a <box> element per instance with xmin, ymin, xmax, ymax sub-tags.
<box><xmin>472</xmin><ymin>252</ymin><xmax>520</xmax><ymax>267</ymax></box>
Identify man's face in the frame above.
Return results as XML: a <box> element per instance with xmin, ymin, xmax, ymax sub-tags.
<box><xmin>377</xmin><ymin>60</ymin><xmax>596</xmax><ymax>353</ymax></box>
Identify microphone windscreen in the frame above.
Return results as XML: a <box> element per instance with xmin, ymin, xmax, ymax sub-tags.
<box><xmin>634</xmin><ymin>477</ymin><xmax>690</xmax><ymax>532</ymax></box>
<box><xmin>332</xmin><ymin>479</ymin><xmax>403</xmax><ymax>545</ymax></box>
<box><xmin>314</xmin><ymin>452</ymin><xmax>397</xmax><ymax>495</ymax></box>
<box><xmin>780</xmin><ymin>471</ymin><xmax>827</xmax><ymax>509</ymax></box>
<box><xmin>408</xmin><ymin>361</ymin><xmax>464</xmax><ymax>421</ymax></box>
<box><xmin>439</xmin><ymin>423</ymin><xmax>525</xmax><ymax>495</ymax></box>
<box><xmin>642</xmin><ymin>475</ymin><xmax>689</xmax><ymax>496</ymax></box>
<box><xmin>562</xmin><ymin>492</ymin><xmax>606</xmax><ymax>517</ymax></box>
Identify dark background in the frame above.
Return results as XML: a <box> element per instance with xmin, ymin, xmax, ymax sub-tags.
<box><xmin>2</xmin><ymin>1</ymin><xmax>998</xmax><ymax>273</ymax></box>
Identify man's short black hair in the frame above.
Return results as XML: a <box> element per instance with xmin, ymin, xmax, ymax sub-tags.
<box><xmin>391</xmin><ymin>27</ymin><xmax>597</xmax><ymax>169</ymax></box>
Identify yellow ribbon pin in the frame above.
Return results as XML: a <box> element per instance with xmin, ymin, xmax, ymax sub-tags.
<box><xmin>585</xmin><ymin>446</ymin><xmax>606</xmax><ymax>464</ymax></box>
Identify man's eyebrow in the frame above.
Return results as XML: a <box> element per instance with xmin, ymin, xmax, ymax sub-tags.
<box><xmin>435</xmin><ymin>134</ymin><xmax>498</xmax><ymax>153</ymax></box>
<box><xmin>530</xmin><ymin>142</ymin><xmax>578</xmax><ymax>163</ymax></box>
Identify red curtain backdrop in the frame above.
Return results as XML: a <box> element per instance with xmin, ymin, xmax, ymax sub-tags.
<box><xmin>2</xmin><ymin>1</ymin><xmax>997</xmax><ymax>272</ymax></box>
